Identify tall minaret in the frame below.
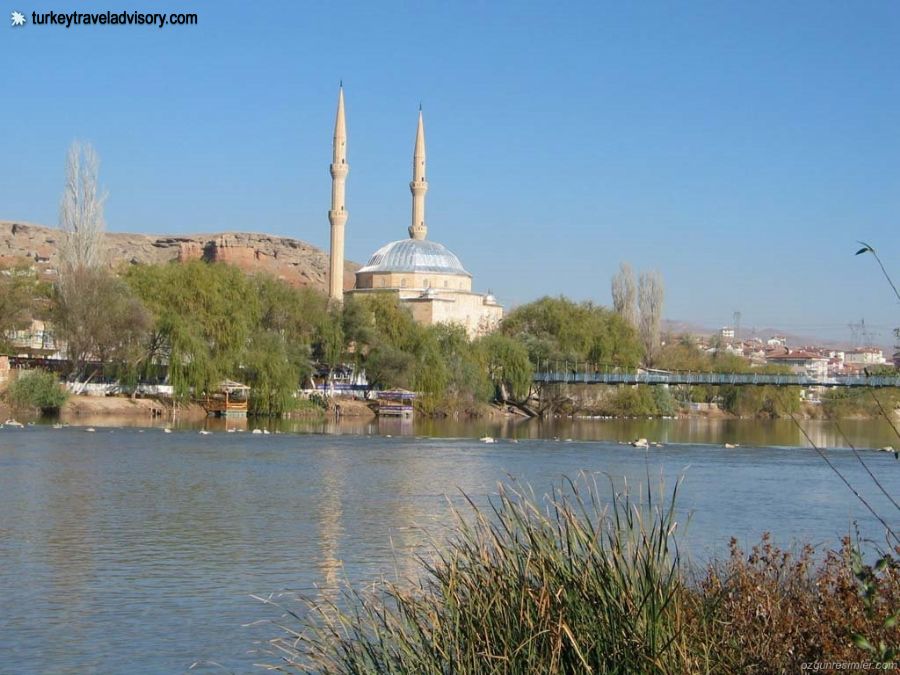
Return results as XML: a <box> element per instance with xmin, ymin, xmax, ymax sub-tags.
<box><xmin>408</xmin><ymin>107</ymin><xmax>428</xmax><ymax>240</ymax></box>
<box><xmin>328</xmin><ymin>85</ymin><xmax>349</xmax><ymax>302</ymax></box>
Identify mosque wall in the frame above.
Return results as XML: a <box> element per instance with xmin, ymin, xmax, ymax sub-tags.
<box><xmin>356</xmin><ymin>271</ymin><xmax>472</xmax><ymax>292</ymax></box>
<box><xmin>346</xmin><ymin>288</ymin><xmax>501</xmax><ymax>338</ymax></box>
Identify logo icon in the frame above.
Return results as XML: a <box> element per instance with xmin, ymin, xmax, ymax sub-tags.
<box><xmin>11</xmin><ymin>11</ymin><xmax>26</xmax><ymax>26</ymax></box>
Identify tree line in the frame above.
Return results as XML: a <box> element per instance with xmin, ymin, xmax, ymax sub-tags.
<box><xmin>5</xmin><ymin>140</ymin><xmax>888</xmax><ymax>419</ymax></box>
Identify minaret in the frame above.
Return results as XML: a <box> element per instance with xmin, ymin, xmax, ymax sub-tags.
<box><xmin>328</xmin><ymin>85</ymin><xmax>348</xmax><ymax>302</ymax></box>
<box><xmin>408</xmin><ymin>107</ymin><xmax>428</xmax><ymax>240</ymax></box>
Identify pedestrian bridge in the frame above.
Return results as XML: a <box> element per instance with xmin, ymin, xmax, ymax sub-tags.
<box><xmin>533</xmin><ymin>370</ymin><xmax>900</xmax><ymax>388</ymax></box>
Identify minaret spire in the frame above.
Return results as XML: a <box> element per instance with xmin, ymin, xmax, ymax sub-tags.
<box><xmin>328</xmin><ymin>85</ymin><xmax>349</xmax><ymax>302</ymax></box>
<box><xmin>408</xmin><ymin>108</ymin><xmax>428</xmax><ymax>240</ymax></box>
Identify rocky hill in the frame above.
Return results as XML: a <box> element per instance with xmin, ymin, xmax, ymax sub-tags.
<box><xmin>0</xmin><ymin>221</ymin><xmax>358</xmax><ymax>292</ymax></box>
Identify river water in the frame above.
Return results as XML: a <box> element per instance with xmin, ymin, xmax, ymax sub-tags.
<box><xmin>0</xmin><ymin>420</ymin><xmax>898</xmax><ymax>673</ymax></box>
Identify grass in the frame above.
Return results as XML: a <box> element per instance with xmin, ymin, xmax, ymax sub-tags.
<box><xmin>256</xmin><ymin>475</ymin><xmax>899</xmax><ymax>674</ymax></box>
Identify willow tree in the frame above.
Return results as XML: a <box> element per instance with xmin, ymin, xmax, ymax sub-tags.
<box><xmin>244</xmin><ymin>275</ymin><xmax>330</xmax><ymax>414</ymax></box>
<box><xmin>478</xmin><ymin>332</ymin><xmax>533</xmax><ymax>402</ymax></box>
<box><xmin>125</xmin><ymin>261</ymin><xmax>259</xmax><ymax>400</ymax></box>
<box><xmin>500</xmin><ymin>296</ymin><xmax>643</xmax><ymax>369</ymax></box>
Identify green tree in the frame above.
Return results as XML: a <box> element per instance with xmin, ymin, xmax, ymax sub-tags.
<box><xmin>501</xmin><ymin>296</ymin><xmax>643</xmax><ymax>368</ymax></box>
<box><xmin>0</xmin><ymin>262</ymin><xmax>50</xmax><ymax>354</ymax></box>
<box><xmin>365</xmin><ymin>344</ymin><xmax>417</xmax><ymax>390</ymax></box>
<box><xmin>243</xmin><ymin>275</ymin><xmax>330</xmax><ymax>414</ymax></box>
<box><xmin>338</xmin><ymin>293</ymin><xmax>425</xmax><ymax>389</ymax></box>
<box><xmin>478</xmin><ymin>332</ymin><xmax>533</xmax><ymax>401</ymax></box>
<box><xmin>243</xmin><ymin>330</ymin><xmax>300</xmax><ymax>416</ymax></box>
<box><xmin>125</xmin><ymin>261</ymin><xmax>259</xmax><ymax>400</ymax></box>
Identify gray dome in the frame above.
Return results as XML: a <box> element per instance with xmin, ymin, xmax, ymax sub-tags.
<box><xmin>357</xmin><ymin>239</ymin><xmax>471</xmax><ymax>277</ymax></box>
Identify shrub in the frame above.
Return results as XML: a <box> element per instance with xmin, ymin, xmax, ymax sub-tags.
<box><xmin>7</xmin><ymin>369</ymin><xmax>68</xmax><ymax>411</ymax></box>
<box><xmin>696</xmin><ymin>534</ymin><xmax>899</xmax><ymax>672</ymax></box>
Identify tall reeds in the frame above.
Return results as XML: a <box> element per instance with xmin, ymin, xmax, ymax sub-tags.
<box><xmin>258</xmin><ymin>476</ymin><xmax>696</xmax><ymax>673</ymax></box>
<box><xmin>256</xmin><ymin>474</ymin><xmax>898</xmax><ymax>673</ymax></box>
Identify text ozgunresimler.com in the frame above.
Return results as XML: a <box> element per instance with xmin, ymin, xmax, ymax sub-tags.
<box><xmin>30</xmin><ymin>11</ymin><xmax>198</xmax><ymax>29</ymax></box>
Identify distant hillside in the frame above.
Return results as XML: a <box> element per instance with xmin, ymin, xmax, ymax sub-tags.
<box><xmin>0</xmin><ymin>221</ymin><xmax>358</xmax><ymax>293</ymax></box>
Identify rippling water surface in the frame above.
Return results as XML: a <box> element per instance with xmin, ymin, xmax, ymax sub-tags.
<box><xmin>0</xmin><ymin>423</ymin><xmax>897</xmax><ymax>673</ymax></box>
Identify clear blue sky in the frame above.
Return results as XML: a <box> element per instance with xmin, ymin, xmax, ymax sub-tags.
<box><xmin>2</xmin><ymin>0</ymin><xmax>898</xmax><ymax>344</ymax></box>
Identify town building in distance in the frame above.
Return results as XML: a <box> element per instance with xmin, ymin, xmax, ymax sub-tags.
<box><xmin>326</xmin><ymin>87</ymin><xmax>502</xmax><ymax>338</ymax></box>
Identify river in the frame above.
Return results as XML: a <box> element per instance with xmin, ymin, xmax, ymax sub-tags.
<box><xmin>0</xmin><ymin>420</ymin><xmax>897</xmax><ymax>673</ymax></box>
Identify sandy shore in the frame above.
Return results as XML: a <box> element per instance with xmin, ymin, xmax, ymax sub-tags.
<box><xmin>60</xmin><ymin>395</ymin><xmax>207</xmax><ymax>423</ymax></box>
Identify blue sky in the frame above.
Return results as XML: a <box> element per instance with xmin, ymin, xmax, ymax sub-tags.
<box><xmin>2</xmin><ymin>0</ymin><xmax>898</xmax><ymax>344</ymax></box>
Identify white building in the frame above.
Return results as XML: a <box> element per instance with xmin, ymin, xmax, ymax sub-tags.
<box><xmin>844</xmin><ymin>348</ymin><xmax>886</xmax><ymax>366</ymax></box>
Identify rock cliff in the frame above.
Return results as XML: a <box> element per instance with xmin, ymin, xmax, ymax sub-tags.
<box><xmin>0</xmin><ymin>221</ymin><xmax>358</xmax><ymax>292</ymax></box>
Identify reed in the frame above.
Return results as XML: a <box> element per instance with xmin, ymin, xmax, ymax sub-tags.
<box><xmin>256</xmin><ymin>475</ymin><xmax>898</xmax><ymax>674</ymax></box>
<box><xmin>258</xmin><ymin>475</ymin><xmax>696</xmax><ymax>673</ymax></box>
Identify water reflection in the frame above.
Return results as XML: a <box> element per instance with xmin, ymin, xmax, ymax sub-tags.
<box><xmin>46</xmin><ymin>409</ymin><xmax>900</xmax><ymax>450</ymax></box>
<box><xmin>270</xmin><ymin>415</ymin><xmax>899</xmax><ymax>450</ymax></box>
<box><xmin>316</xmin><ymin>446</ymin><xmax>345</xmax><ymax>604</ymax></box>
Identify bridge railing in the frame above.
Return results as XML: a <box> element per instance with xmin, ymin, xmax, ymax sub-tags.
<box><xmin>533</xmin><ymin>371</ymin><xmax>900</xmax><ymax>388</ymax></box>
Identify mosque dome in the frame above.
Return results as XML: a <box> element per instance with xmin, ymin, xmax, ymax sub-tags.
<box><xmin>357</xmin><ymin>239</ymin><xmax>471</xmax><ymax>277</ymax></box>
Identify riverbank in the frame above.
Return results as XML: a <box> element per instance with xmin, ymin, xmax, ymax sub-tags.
<box><xmin>59</xmin><ymin>395</ymin><xmax>207</xmax><ymax>422</ymax></box>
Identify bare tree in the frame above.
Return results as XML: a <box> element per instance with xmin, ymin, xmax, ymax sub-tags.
<box><xmin>638</xmin><ymin>270</ymin><xmax>664</xmax><ymax>365</ymax></box>
<box><xmin>611</xmin><ymin>262</ymin><xmax>638</xmax><ymax>328</ymax></box>
<box><xmin>59</xmin><ymin>141</ymin><xmax>107</xmax><ymax>276</ymax></box>
<box><xmin>53</xmin><ymin>267</ymin><xmax>151</xmax><ymax>385</ymax></box>
<box><xmin>55</xmin><ymin>141</ymin><xmax>116</xmax><ymax>388</ymax></box>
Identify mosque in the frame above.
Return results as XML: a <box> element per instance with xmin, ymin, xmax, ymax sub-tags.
<box><xmin>326</xmin><ymin>87</ymin><xmax>503</xmax><ymax>338</ymax></box>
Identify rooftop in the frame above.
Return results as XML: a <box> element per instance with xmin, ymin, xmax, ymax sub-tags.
<box><xmin>356</xmin><ymin>239</ymin><xmax>471</xmax><ymax>277</ymax></box>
